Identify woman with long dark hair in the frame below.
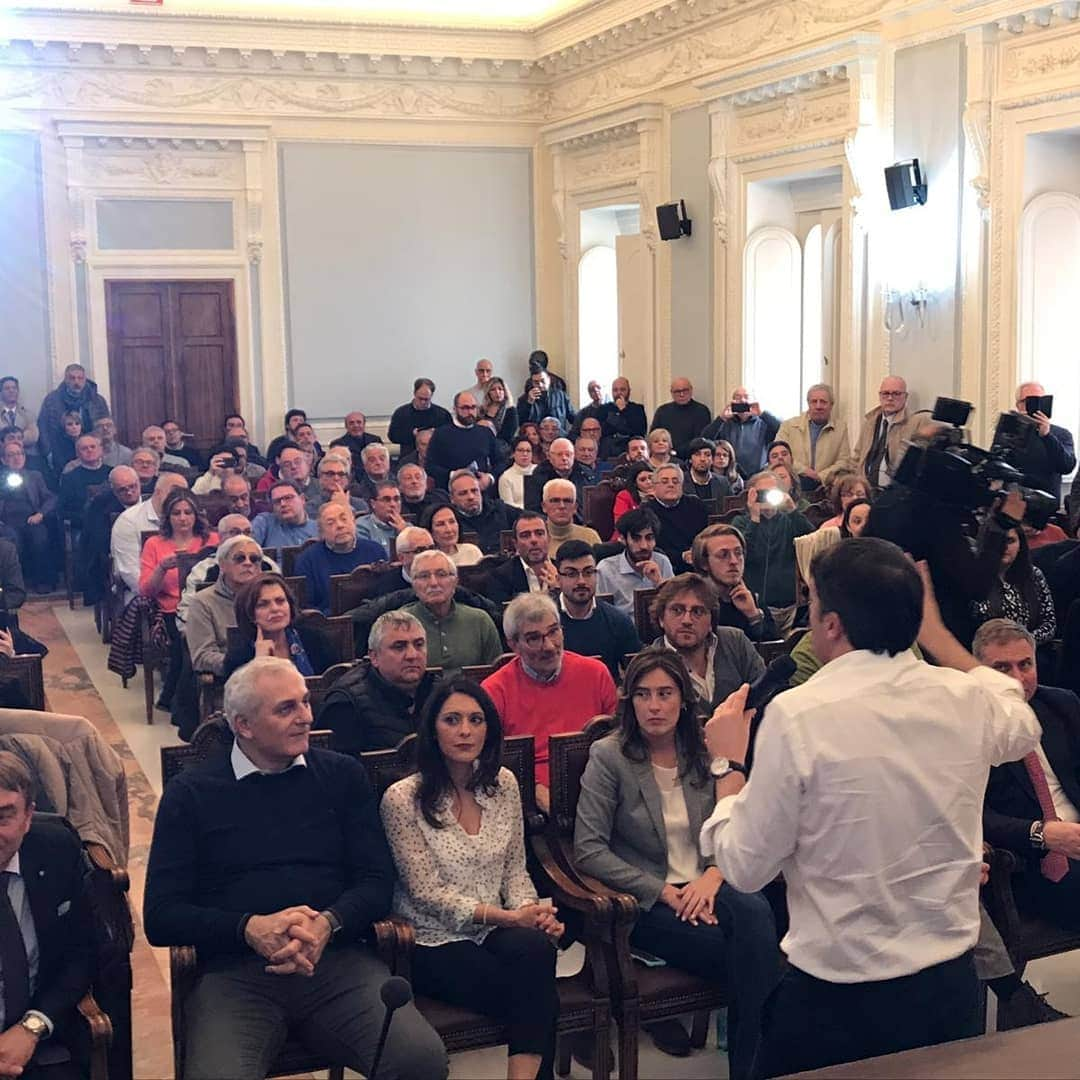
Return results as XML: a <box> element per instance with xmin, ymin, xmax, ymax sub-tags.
<box><xmin>574</xmin><ymin>647</ymin><xmax>779</xmax><ymax>1075</ymax></box>
<box><xmin>381</xmin><ymin>678</ymin><xmax>563</xmax><ymax>1080</ymax></box>
<box><xmin>611</xmin><ymin>460</ymin><xmax>654</xmax><ymax>523</ymax></box>
<box><xmin>713</xmin><ymin>439</ymin><xmax>743</xmax><ymax>496</ymax></box>
<box><xmin>972</xmin><ymin>526</ymin><xmax>1056</xmax><ymax>642</ymax></box>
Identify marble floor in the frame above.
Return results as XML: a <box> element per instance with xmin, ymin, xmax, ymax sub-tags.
<box><xmin>20</xmin><ymin>599</ymin><xmax>1080</xmax><ymax>1080</ymax></box>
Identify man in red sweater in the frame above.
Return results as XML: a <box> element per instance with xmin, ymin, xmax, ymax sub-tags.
<box><xmin>483</xmin><ymin>593</ymin><xmax>617</xmax><ymax>812</ymax></box>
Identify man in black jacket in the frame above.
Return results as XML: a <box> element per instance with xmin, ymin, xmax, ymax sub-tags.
<box><xmin>600</xmin><ymin>377</ymin><xmax>647</xmax><ymax>458</ymax></box>
<box><xmin>977</xmin><ymin>619</ymin><xmax>1080</xmax><ymax>929</ymax></box>
<box><xmin>447</xmin><ymin>471</ymin><xmax>517</xmax><ymax>554</ymax></box>
<box><xmin>1005</xmin><ymin>383</ymin><xmax>1077</xmax><ymax>504</ymax></box>
<box><xmin>320</xmin><ymin>611</ymin><xmax>440</xmax><ymax>752</ymax></box>
<box><xmin>144</xmin><ymin>657</ymin><xmax>447</xmax><ymax>1080</ymax></box>
<box><xmin>0</xmin><ymin>753</ymin><xmax>95</xmax><ymax>1080</ymax></box>
<box><xmin>387</xmin><ymin>379</ymin><xmax>451</xmax><ymax>457</ymax></box>
<box><xmin>488</xmin><ymin>512</ymin><xmax>556</xmax><ymax>603</ymax></box>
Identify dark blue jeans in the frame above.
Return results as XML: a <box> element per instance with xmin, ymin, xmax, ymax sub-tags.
<box><xmin>630</xmin><ymin>883</ymin><xmax>781</xmax><ymax>1080</ymax></box>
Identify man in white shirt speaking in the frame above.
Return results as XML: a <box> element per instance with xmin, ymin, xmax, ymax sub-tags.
<box><xmin>700</xmin><ymin>537</ymin><xmax>1041</xmax><ymax>1076</ymax></box>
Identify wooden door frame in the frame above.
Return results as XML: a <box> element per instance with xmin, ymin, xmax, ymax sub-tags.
<box><xmin>89</xmin><ymin>262</ymin><xmax>255</xmax><ymax>439</ymax></box>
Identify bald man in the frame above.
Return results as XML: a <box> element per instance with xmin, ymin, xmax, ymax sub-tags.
<box><xmin>651</xmin><ymin>377</ymin><xmax>712</xmax><ymax>459</ymax></box>
<box><xmin>111</xmin><ymin>472</ymin><xmax>189</xmax><ymax>600</ymax></box>
<box><xmin>852</xmin><ymin>376</ymin><xmax>926</xmax><ymax>493</ymax></box>
<box><xmin>1005</xmin><ymin>382</ymin><xmax>1076</xmax><ymax>504</ymax></box>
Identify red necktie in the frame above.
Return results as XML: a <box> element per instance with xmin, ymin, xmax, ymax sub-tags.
<box><xmin>1022</xmin><ymin>752</ymin><xmax>1070</xmax><ymax>883</ymax></box>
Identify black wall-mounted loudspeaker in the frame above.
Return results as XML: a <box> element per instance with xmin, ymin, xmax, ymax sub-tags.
<box><xmin>884</xmin><ymin>159</ymin><xmax>928</xmax><ymax>210</ymax></box>
<box><xmin>656</xmin><ymin>200</ymin><xmax>692</xmax><ymax>240</ymax></box>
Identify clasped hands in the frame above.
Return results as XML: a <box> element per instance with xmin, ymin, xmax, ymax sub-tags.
<box><xmin>245</xmin><ymin>905</ymin><xmax>332</xmax><ymax>977</ymax></box>
<box><xmin>660</xmin><ymin>868</ymin><xmax>724</xmax><ymax>926</ymax></box>
<box><xmin>516</xmin><ymin>901</ymin><xmax>565</xmax><ymax>943</ymax></box>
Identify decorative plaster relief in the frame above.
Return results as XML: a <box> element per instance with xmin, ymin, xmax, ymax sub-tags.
<box><xmin>82</xmin><ymin>150</ymin><xmax>242</xmax><ymax>187</ymax></box>
<box><xmin>734</xmin><ymin>91</ymin><xmax>849</xmax><ymax>145</ymax></box>
<box><xmin>961</xmin><ymin>101</ymin><xmax>991</xmax><ymax>216</ymax></box>
<box><xmin>570</xmin><ymin>141</ymin><xmax>640</xmax><ymax>182</ymax></box>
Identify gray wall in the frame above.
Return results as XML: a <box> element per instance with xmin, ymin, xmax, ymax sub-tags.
<box><xmin>0</xmin><ymin>134</ymin><xmax>52</xmax><ymax>413</ymax></box>
<box><xmin>97</xmin><ymin>198</ymin><xmax>233</xmax><ymax>250</ymax></box>
<box><xmin>669</xmin><ymin>105</ymin><xmax>713</xmax><ymax>410</ymax></box>
<box><xmin>279</xmin><ymin>142</ymin><xmax>535</xmax><ymax>419</ymax></box>
<box><xmin>889</xmin><ymin>37</ymin><xmax>965</xmax><ymax>413</ymax></box>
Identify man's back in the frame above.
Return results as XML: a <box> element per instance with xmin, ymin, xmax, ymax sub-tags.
<box><xmin>717</xmin><ymin>650</ymin><xmax>1039</xmax><ymax>981</ymax></box>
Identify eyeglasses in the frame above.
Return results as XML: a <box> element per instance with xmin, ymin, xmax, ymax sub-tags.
<box><xmin>710</xmin><ymin>548</ymin><xmax>744</xmax><ymax>562</ymax></box>
<box><xmin>231</xmin><ymin>553</ymin><xmax>262</xmax><ymax>564</ymax></box>
<box><xmin>879</xmin><ymin>390</ymin><xmax>907</xmax><ymax>398</ymax></box>
<box><xmin>666</xmin><ymin>603</ymin><xmax>709</xmax><ymax>619</ymax></box>
<box><xmin>322</xmin><ymin>469</ymin><xmax>348</xmax><ymax>479</ymax></box>
<box><xmin>520</xmin><ymin>624</ymin><xmax>563</xmax><ymax>649</ymax></box>
<box><xmin>272</xmin><ymin>493</ymin><xmax>299</xmax><ymax>504</ymax></box>
<box><xmin>375</xmin><ymin>494</ymin><xmax>401</xmax><ymax>503</ymax></box>
<box><xmin>545</xmin><ymin>497</ymin><xmax>575</xmax><ymax>506</ymax></box>
<box><xmin>413</xmin><ymin>569</ymin><xmax>455</xmax><ymax>582</ymax></box>
<box><xmin>558</xmin><ymin>567</ymin><xmax>597</xmax><ymax>580</ymax></box>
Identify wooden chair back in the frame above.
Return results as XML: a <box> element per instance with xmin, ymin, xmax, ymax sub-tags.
<box><xmin>176</xmin><ymin>550</ymin><xmax>208</xmax><ymax>593</ymax></box>
<box><xmin>803</xmin><ymin>503</ymin><xmax>835</xmax><ymax>529</ymax></box>
<box><xmin>279</xmin><ymin>538</ymin><xmax>319</xmax><ymax>577</ymax></box>
<box><xmin>755</xmin><ymin>639</ymin><xmax>789</xmax><ymax>665</ymax></box>
<box><xmin>139</xmin><ymin>529</ymin><xmax>157</xmax><ymax>550</ymax></box>
<box><xmin>461</xmin><ymin>531</ymin><xmax>481</xmax><ymax>548</ymax></box>
<box><xmin>499</xmin><ymin>529</ymin><xmax>516</xmax><ymax>557</ymax></box>
<box><xmin>708</xmin><ymin>510</ymin><xmax>743</xmax><ymax>525</ymax></box>
<box><xmin>329</xmin><ymin>562</ymin><xmax>395</xmax><ymax>615</ymax></box>
<box><xmin>295</xmin><ymin>610</ymin><xmax>354</xmax><ymax>666</ymax></box>
<box><xmin>633</xmin><ymin>587</ymin><xmax>659</xmax><ymax>643</ymax></box>
<box><xmin>548</xmin><ymin>716</ymin><xmax>615</xmax><ymax>837</ymax></box>
<box><xmin>457</xmin><ymin>555</ymin><xmax>507</xmax><ymax>594</ymax></box>
<box><xmin>583</xmin><ymin>482</ymin><xmax>616</xmax><ymax>540</ymax></box>
<box><xmin>461</xmin><ymin>652</ymin><xmax>516</xmax><ymax>683</ymax></box>
<box><xmin>0</xmin><ymin>654</ymin><xmax>45</xmax><ymax>711</ymax></box>
<box><xmin>283</xmin><ymin>575</ymin><xmax>309</xmax><ymax>610</ymax></box>
<box><xmin>305</xmin><ymin>661</ymin><xmax>360</xmax><ymax>714</ymax></box>
<box><xmin>722</xmin><ymin>493</ymin><xmax>748</xmax><ymax>514</ymax></box>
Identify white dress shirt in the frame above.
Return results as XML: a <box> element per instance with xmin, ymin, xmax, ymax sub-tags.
<box><xmin>1036</xmin><ymin>742</ymin><xmax>1080</xmax><ymax>823</ymax></box>
<box><xmin>230</xmin><ymin>742</ymin><xmax>306</xmax><ymax>779</ymax></box>
<box><xmin>110</xmin><ymin>498</ymin><xmax>162</xmax><ymax>597</ymax></box>
<box><xmin>700</xmin><ymin>649</ymin><xmax>1041</xmax><ymax>983</ymax></box>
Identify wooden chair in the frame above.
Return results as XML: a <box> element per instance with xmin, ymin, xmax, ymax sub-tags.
<box><xmin>457</xmin><ymin>554</ymin><xmax>507</xmax><ymax>594</ymax></box>
<box><xmin>548</xmin><ymin>719</ymin><xmax>727</xmax><ymax>1080</ymax></box>
<box><xmin>632</xmin><ymin>588</ymin><xmax>659</xmax><ymax>644</ymax></box>
<box><xmin>461</xmin><ymin>530</ymin><xmax>482</xmax><ymax>548</ymax></box>
<box><xmin>584</xmin><ymin>482</ymin><xmax>616</xmax><ymax>540</ymax></box>
<box><xmin>499</xmin><ymin>529</ymin><xmax>517</xmax><ymax>557</ymax></box>
<box><xmin>282</xmin><ymin>574</ymin><xmax>309</xmax><ymax>610</ymax></box>
<box><xmin>708</xmin><ymin>511</ymin><xmax>743</xmax><ymax>526</ymax></box>
<box><xmin>803</xmin><ymin>502</ymin><xmax>834</xmax><ymax>529</ymax></box>
<box><xmin>328</xmin><ymin>562</ymin><xmax>395</xmax><ymax>616</ymax></box>
<box><xmin>279</xmin><ymin>538</ymin><xmax>319</xmax><ymax>577</ymax></box>
<box><xmin>160</xmin><ymin>723</ymin><xmax>383</xmax><ymax>1080</ymax></box>
<box><xmin>358</xmin><ymin>734</ymin><xmax>616</xmax><ymax>1080</ymax></box>
<box><xmin>295</xmin><ymin>610</ymin><xmax>355</xmax><ymax>666</ymax></box>
<box><xmin>0</xmin><ymin>654</ymin><xmax>45</xmax><ymax>710</ymax></box>
<box><xmin>982</xmin><ymin>846</ymin><xmax>1080</xmax><ymax>983</ymax></box>
<box><xmin>305</xmin><ymin>660</ymin><xmax>360</xmax><ymax>714</ymax></box>
<box><xmin>754</xmin><ymin>639</ymin><xmax>789</xmax><ymax>665</ymax></box>
<box><xmin>722</xmin><ymin>493</ymin><xmax>748</xmax><ymax>515</ymax></box>
<box><xmin>175</xmin><ymin>550</ymin><xmax>208</xmax><ymax>594</ymax></box>
<box><xmin>461</xmin><ymin>652</ymin><xmax>516</xmax><ymax>683</ymax></box>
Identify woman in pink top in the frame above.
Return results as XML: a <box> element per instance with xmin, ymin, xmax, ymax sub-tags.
<box><xmin>818</xmin><ymin>473</ymin><xmax>870</xmax><ymax>530</ymax></box>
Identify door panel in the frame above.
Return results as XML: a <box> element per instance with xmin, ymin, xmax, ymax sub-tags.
<box><xmin>615</xmin><ymin>233</ymin><xmax>656</xmax><ymax>417</ymax></box>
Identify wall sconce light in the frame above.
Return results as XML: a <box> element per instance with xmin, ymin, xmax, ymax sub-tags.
<box><xmin>883</xmin><ymin>283</ymin><xmax>930</xmax><ymax>333</ymax></box>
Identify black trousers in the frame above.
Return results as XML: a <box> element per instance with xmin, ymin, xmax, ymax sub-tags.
<box><xmin>758</xmin><ymin>949</ymin><xmax>982</xmax><ymax>1078</ymax></box>
<box><xmin>411</xmin><ymin>928</ymin><xmax>558</xmax><ymax>1069</ymax></box>
<box><xmin>1017</xmin><ymin>857</ymin><xmax>1080</xmax><ymax>930</ymax></box>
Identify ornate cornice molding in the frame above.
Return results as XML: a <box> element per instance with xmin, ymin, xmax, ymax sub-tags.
<box><xmin>542</xmin><ymin>100</ymin><xmax>663</xmax><ymax>146</ymax></box>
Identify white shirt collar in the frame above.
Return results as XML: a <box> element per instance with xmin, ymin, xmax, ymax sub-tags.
<box><xmin>559</xmin><ymin>591</ymin><xmax>595</xmax><ymax>620</ymax></box>
<box><xmin>231</xmin><ymin>741</ymin><xmax>307</xmax><ymax>780</ymax></box>
<box><xmin>3</xmin><ymin>852</ymin><xmax>20</xmax><ymax>876</ymax></box>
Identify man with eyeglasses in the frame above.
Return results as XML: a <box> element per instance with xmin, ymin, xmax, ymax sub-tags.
<box><xmin>648</xmin><ymin>464</ymin><xmax>709</xmax><ymax>572</ymax></box>
<box><xmin>252</xmin><ymin>480</ymin><xmax>319</xmax><ymax>550</ymax></box>
<box><xmin>399</xmin><ymin>550</ymin><xmax>501</xmax><ymax>677</ymax></box>
<box><xmin>446</xmin><ymin>469</ymin><xmax>517</xmax><ymax>555</ymax></box>
<box><xmin>483</xmin><ymin>592</ymin><xmax>616</xmax><ymax>812</ymax></box>
<box><xmin>185</xmin><ymin>535</ymin><xmax>267</xmax><ymax>679</ymax></box>
<box><xmin>389</xmin><ymin>378</ymin><xmax>452</xmax><ymax>457</ymax></box>
<box><xmin>367</xmin><ymin>526</ymin><xmax>435</xmax><ymax>600</ymax></box>
<box><xmin>554</xmin><ymin>540</ymin><xmax>640</xmax><ymax>680</ymax></box>
<box><xmin>853</xmin><ymin>376</ymin><xmax>926</xmax><ymax>493</ymax></box>
<box><xmin>426</xmin><ymin>392</ymin><xmax>499</xmax><ymax>490</ymax></box>
<box><xmin>541</xmin><ymin>479</ymin><xmax>600</xmax><ymax>559</ymax></box>
<box><xmin>317</xmin><ymin>455</ymin><xmax>368</xmax><ymax>515</ymax></box>
<box><xmin>355</xmin><ymin>481</ymin><xmax>407</xmax><ymax>558</ymax></box>
<box><xmin>653</xmin><ymin>573</ymin><xmax>764</xmax><ymax>722</ymax></box>
<box><xmin>295</xmin><ymin>502</ymin><xmax>386</xmax><ymax>615</ymax></box>
<box><xmin>80</xmin><ymin>464</ymin><xmax>142</xmax><ymax>606</ymax></box>
<box><xmin>690</xmin><ymin>524</ymin><xmax>778</xmax><ymax>642</ymax></box>
<box><xmin>651</xmin><ymin>377</ymin><xmax>712</xmax><ymax>461</ymax></box>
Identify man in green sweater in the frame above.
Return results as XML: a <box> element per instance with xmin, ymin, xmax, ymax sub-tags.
<box><xmin>731</xmin><ymin>470</ymin><xmax>813</xmax><ymax>635</ymax></box>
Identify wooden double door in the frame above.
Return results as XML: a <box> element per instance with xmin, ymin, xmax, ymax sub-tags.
<box><xmin>105</xmin><ymin>280</ymin><xmax>239</xmax><ymax>450</ymax></box>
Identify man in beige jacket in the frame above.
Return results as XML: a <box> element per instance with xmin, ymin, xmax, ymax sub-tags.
<box><xmin>776</xmin><ymin>383</ymin><xmax>854</xmax><ymax>491</ymax></box>
<box><xmin>852</xmin><ymin>376</ymin><xmax>926</xmax><ymax>493</ymax></box>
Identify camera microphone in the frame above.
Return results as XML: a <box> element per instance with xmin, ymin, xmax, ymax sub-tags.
<box><xmin>744</xmin><ymin>654</ymin><xmax>797</xmax><ymax>774</ymax></box>
<box><xmin>368</xmin><ymin>976</ymin><xmax>413</xmax><ymax>1080</ymax></box>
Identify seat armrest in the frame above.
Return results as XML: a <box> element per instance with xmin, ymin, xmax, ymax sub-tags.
<box><xmin>169</xmin><ymin>946</ymin><xmax>197</xmax><ymax>1080</ymax></box>
<box><xmin>982</xmin><ymin>845</ymin><xmax>1025</xmax><ymax>971</ymax></box>
<box><xmin>84</xmin><ymin>842</ymin><xmax>129</xmax><ymax>893</ymax></box>
<box><xmin>77</xmin><ymin>992</ymin><xmax>113</xmax><ymax>1080</ymax></box>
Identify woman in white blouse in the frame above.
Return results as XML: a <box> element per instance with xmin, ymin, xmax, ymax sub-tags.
<box><xmin>573</xmin><ymin>648</ymin><xmax>780</xmax><ymax>1078</ymax></box>
<box><xmin>381</xmin><ymin>678</ymin><xmax>564</xmax><ymax>1080</ymax></box>
<box><xmin>498</xmin><ymin>436</ymin><xmax>538</xmax><ymax>509</ymax></box>
<box><xmin>421</xmin><ymin>503</ymin><xmax>484</xmax><ymax>567</ymax></box>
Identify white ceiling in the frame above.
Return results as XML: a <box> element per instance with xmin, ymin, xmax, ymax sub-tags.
<box><xmin>10</xmin><ymin>0</ymin><xmax>603</xmax><ymax>30</ymax></box>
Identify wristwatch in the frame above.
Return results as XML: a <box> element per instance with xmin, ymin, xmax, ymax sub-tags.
<box><xmin>319</xmin><ymin>909</ymin><xmax>343</xmax><ymax>937</ymax></box>
<box><xmin>1030</xmin><ymin>820</ymin><xmax>1047</xmax><ymax>851</ymax></box>
<box><xmin>18</xmin><ymin>1013</ymin><xmax>49</xmax><ymax>1040</ymax></box>
<box><xmin>709</xmin><ymin>757</ymin><xmax>747</xmax><ymax>780</ymax></box>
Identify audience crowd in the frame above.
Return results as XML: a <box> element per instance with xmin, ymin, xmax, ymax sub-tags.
<box><xmin>1</xmin><ymin>358</ymin><xmax>1079</xmax><ymax>1080</ymax></box>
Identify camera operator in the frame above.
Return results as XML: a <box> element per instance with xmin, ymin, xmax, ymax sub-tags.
<box><xmin>193</xmin><ymin>449</ymin><xmax>243</xmax><ymax>495</ymax></box>
<box><xmin>1005</xmin><ymin>382</ymin><xmax>1076</xmax><ymax>505</ymax></box>
<box><xmin>865</xmin><ymin>416</ymin><xmax>1026</xmax><ymax>648</ymax></box>
<box><xmin>702</xmin><ymin>387</ymin><xmax>781</xmax><ymax>478</ymax></box>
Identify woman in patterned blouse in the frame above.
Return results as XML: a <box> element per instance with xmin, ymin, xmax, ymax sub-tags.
<box><xmin>380</xmin><ymin>677</ymin><xmax>564</xmax><ymax>1080</ymax></box>
<box><xmin>972</xmin><ymin>526</ymin><xmax>1056</xmax><ymax>643</ymax></box>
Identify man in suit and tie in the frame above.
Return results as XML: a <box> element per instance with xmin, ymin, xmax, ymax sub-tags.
<box><xmin>488</xmin><ymin>512</ymin><xmax>556</xmax><ymax>603</ymax></box>
<box><xmin>0</xmin><ymin>752</ymin><xmax>94</xmax><ymax>1079</ymax></box>
<box><xmin>976</xmin><ymin>618</ymin><xmax>1080</xmax><ymax>929</ymax></box>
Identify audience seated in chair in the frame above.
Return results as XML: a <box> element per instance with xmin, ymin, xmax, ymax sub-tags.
<box><xmin>251</xmin><ymin>480</ymin><xmax>319</xmax><ymax>551</ymax></box>
<box><xmin>447</xmin><ymin>470</ymin><xmax>518</xmax><ymax>555</ymax></box>
<box><xmin>541</xmin><ymin>479</ymin><xmax>600</xmax><ymax>559</ymax></box>
<box><xmin>691</xmin><ymin>524</ymin><xmax>779</xmax><ymax>642</ymax></box>
<box><xmin>314</xmin><ymin>454</ymin><xmax>368</xmax><ymax>515</ymax></box>
<box><xmin>143</xmin><ymin>657</ymin><xmax>447</xmax><ymax>1080</ymax></box>
<box><xmin>487</xmin><ymin>512</ymin><xmax>556</xmax><ymax>604</ymax></box>
<box><xmin>653</xmin><ymin>573</ymin><xmax>765</xmax><ymax>722</ymax></box>
<box><xmin>0</xmin><ymin>752</ymin><xmax>96</xmax><ymax>1080</ymax></box>
<box><xmin>57</xmin><ymin>436</ymin><xmax>108</xmax><ymax>531</ymax></box>
<box><xmin>647</xmin><ymin>465</ymin><xmax>708</xmax><ymax>573</ymax></box>
<box><xmin>482</xmin><ymin>593</ymin><xmax>616</xmax><ymax>813</ymax></box>
<box><xmin>683</xmin><ymin>439</ymin><xmax>731</xmax><ymax>502</ymax></box>
<box><xmin>223</xmin><ymin>573</ymin><xmax>337</xmax><ymax>679</ymax></box>
<box><xmin>381</xmin><ymin>677</ymin><xmax>563</xmax><ymax>1080</ymax></box>
<box><xmin>574</xmin><ymin>649</ymin><xmax>780</xmax><ymax>1074</ymax></box>
<box><xmin>320</xmin><ymin>610</ymin><xmax>439</xmax><ymax>753</ymax></box>
<box><xmin>976</xmin><ymin>619</ymin><xmax>1080</xmax><ymax>930</ymax></box>
<box><xmin>554</xmin><ymin>540</ymin><xmax>640</xmax><ymax>681</ymax></box>
<box><xmin>397</xmin><ymin>463</ymin><xmax>447</xmax><ymax>521</ymax></box>
<box><xmin>355</xmin><ymin>481</ymin><xmax>407</xmax><ymax>558</ymax></box>
<box><xmin>328</xmin><ymin>412</ymin><xmax>382</xmax><ymax>480</ymax></box>
<box><xmin>421</xmin><ymin>505</ymin><xmax>482</xmax><ymax>569</ymax></box>
<box><xmin>595</xmin><ymin>507</ymin><xmax>672</xmax><ymax>618</ymax></box>
<box><xmin>293</xmin><ymin>502</ymin><xmax>385</xmax><ymax>615</ymax></box>
<box><xmin>111</xmin><ymin>474</ymin><xmax>189</xmax><ymax>604</ymax></box>
<box><xmin>972</xmin><ymin>527</ymin><xmax>1057</xmax><ymax>645</ymax></box>
<box><xmin>0</xmin><ymin>443</ymin><xmax>57</xmax><ymax>594</ymax></box>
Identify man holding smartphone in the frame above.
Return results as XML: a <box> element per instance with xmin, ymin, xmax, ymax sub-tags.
<box><xmin>1005</xmin><ymin>382</ymin><xmax>1076</xmax><ymax>505</ymax></box>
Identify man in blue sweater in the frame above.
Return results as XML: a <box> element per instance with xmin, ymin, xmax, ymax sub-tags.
<box><xmin>144</xmin><ymin>657</ymin><xmax>447</xmax><ymax>1080</ymax></box>
<box><xmin>425</xmin><ymin>392</ymin><xmax>499</xmax><ymax>489</ymax></box>
<box><xmin>295</xmin><ymin>501</ymin><xmax>386</xmax><ymax>613</ymax></box>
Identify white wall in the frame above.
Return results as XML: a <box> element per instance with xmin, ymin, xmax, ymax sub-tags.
<box><xmin>1023</xmin><ymin>129</ymin><xmax>1080</xmax><ymax>203</ymax></box>
<box><xmin>746</xmin><ymin>180</ymin><xmax>796</xmax><ymax>236</ymax></box>
<box><xmin>279</xmin><ymin>142</ymin><xmax>535</xmax><ymax>420</ymax></box>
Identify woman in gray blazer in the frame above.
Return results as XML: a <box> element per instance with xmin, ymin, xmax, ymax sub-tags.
<box><xmin>574</xmin><ymin>647</ymin><xmax>780</xmax><ymax>1079</ymax></box>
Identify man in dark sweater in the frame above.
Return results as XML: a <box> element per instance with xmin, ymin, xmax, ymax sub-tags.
<box><xmin>649</xmin><ymin>464</ymin><xmax>709</xmax><ymax>572</ymax></box>
<box><xmin>144</xmin><ymin>657</ymin><xmax>447</xmax><ymax>1080</ymax></box>
<box><xmin>58</xmin><ymin>434</ymin><xmax>109</xmax><ymax>527</ymax></box>
<box><xmin>554</xmin><ymin>540</ymin><xmax>641</xmax><ymax>680</ymax></box>
<box><xmin>294</xmin><ymin>502</ymin><xmax>386</xmax><ymax>614</ymax></box>
<box><xmin>651</xmin><ymin>377</ymin><xmax>712</xmax><ymax>459</ymax></box>
<box><xmin>426</xmin><ymin>392</ymin><xmax>499</xmax><ymax>489</ymax></box>
<box><xmin>320</xmin><ymin>611</ymin><xmax>440</xmax><ymax>752</ymax></box>
<box><xmin>448</xmin><ymin>470</ymin><xmax>517</xmax><ymax>553</ymax></box>
<box><xmin>388</xmin><ymin>378</ymin><xmax>452</xmax><ymax>456</ymax></box>
<box><xmin>1003</xmin><ymin>382</ymin><xmax>1077</xmax><ymax>504</ymax></box>
<box><xmin>600</xmin><ymin>376</ymin><xmax>648</xmax><ymax>457</ymax></box>
<box><xmin>329</xmin><ymin>412</ymin><xmax>383</xmax><ymax>480</ymax></box>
